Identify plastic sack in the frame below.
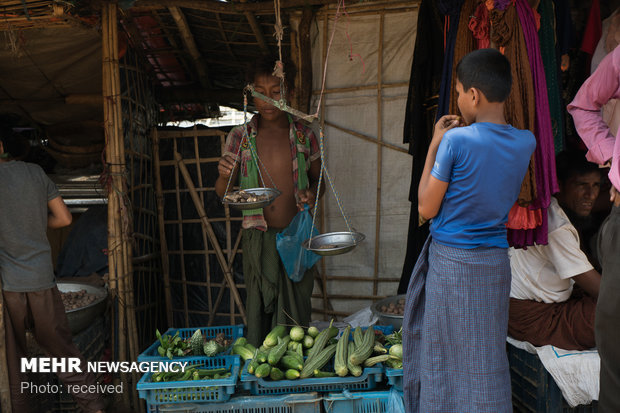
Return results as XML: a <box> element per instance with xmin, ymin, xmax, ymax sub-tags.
<box><xmin>387</xmin><ymin>387</ymin><xmax>405</xmax><ymax>413</ymax></box>
<box><xmin>276</xmin><ymin>205</ymin><xmax>321</xmax><ymax>282</ymax></box>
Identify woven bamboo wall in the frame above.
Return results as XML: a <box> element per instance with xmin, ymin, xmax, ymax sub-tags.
<box><xmin>119</xmin><ymin>47</ymin><xmax>164</xmax><ymax>352</ymax></box>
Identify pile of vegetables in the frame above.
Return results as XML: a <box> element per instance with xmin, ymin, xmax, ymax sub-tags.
<box><xmin>234</xmin><ymin>322</ymin><xmax>399</xmax><ymax>381</ymax></box>
<box><xmin>150</xmin><ymin>365</ymin><xmax>231</xmax><ymax>382</ymax></box>
<box><xmin>156</xmin><ymin>329</ymin><xmax>233</xmax><ymax>359</ymax></box>
<box><xmin>383</xmin><ymin>328</ymin><xmax>403</xmax><ymax>369</ymax></box>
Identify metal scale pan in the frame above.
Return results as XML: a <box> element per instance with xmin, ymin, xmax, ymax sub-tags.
<box><xmin>222</xmin><ymin>187</ymin><xmax>281</xmax><ymax>210</ymax></box>
<box><xmin>302</xmin><ymin>231</ymin><xmax>365</xmax><ymax>256</ymax></box>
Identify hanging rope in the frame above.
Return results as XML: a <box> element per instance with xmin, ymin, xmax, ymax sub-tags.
<box><xmin>222</xmin><ymin>91</ymin><xmax>278</xmax><ymax>199</ymax></box>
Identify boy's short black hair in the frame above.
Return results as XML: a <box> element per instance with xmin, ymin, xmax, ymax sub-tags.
<box><xmin>246</xmin><ymin>55</ymin><xmax>297</xmax><ymax>91</ymax></box>
<box><xmin>556</xmin><ymin>150</ymin><xmax>602</xmax><ymax>183</ymax></box>
<box><xmin>455</xmin><ymin>48</ymin><xmax>512</xmax><ymax>103</ymax></box>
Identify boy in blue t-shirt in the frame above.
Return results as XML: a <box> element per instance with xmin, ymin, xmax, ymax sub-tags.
<box><xmin>403</xmin><ymin>48</ymin><xmax>536</xmax><ymax>413</ymax></box>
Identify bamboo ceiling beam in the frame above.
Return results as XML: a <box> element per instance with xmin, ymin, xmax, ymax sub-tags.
<box><xmin>240</xmin><ymin>0</ymin><xmax>268</xmax><ymax>53</ymax></box>
<box><xmin>132</xmin><ymin>0</ymin><xmax>339</xmax><ymax>14</ymax></box>
<box><xmin>168</xmin><ymin>6</ymin><xmax>211</xmax><ymax>88</ymax></box>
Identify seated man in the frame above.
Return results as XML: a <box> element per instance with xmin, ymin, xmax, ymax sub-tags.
<box><xmin>508</xmin><ymin>151</ymin><xmax>603</xmax><ymax>351</ymax></box>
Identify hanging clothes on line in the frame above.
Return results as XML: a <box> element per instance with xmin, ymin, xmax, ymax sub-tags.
<box><xmin>399</xmin><ymin>0</ymin><xmax>446</xmax><ymax>294</ymax></box>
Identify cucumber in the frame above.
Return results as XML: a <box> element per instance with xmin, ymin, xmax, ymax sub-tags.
<box><xmin>280</xmin><ymin>355</ymin><xmax>303</xmax><ymax>371</ymax></box>
<box><xmin>254</xmin><ymin>363</ymin><xmax>272</xmax><ymax>378</ymax></box>
<box><xmin>263</xmin><ymin>325</ymin><xmax>287</xmax><ymax>348</ymax></box>
<box><xmin>307</xmin><ymin>326</ymin><xmax>320</xmax><ymax>338</ymax></box>
<box><xmin>233</xmin><ymin>337</ymin><xmax>248</xmax><ymax>347</ymax></box>
<box><xmin>285</xmin><ymin>369</ymin><xmax>301</xmax><ymax>380</ymax></box>
<box><xmin>290</xmin><ymin>326</ymin><xmax>305</xmax><ymax>342</ymax></box>
<box><xmin>302</xmin><ymin>335</ymin><xmax>314</xmax><ymax>349</ymax></box>
<box><xmin>269</xmin><ymin>367</ymin><xmax>284</xmax><ymax>381</ymax></box>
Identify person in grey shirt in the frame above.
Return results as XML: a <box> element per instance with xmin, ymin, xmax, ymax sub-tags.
<box><xmin>0</xmin><ymin>134</ymin><xmax>104</xmax><ymax>413</ymax></box>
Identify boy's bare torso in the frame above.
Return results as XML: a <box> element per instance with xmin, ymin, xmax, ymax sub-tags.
<box><xmin>256</xmin><ymin>123</ymin><xmax>298</xmax><ymax>229</ymax></box>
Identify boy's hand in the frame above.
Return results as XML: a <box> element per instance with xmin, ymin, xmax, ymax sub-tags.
<box><xmin>432</xmin><ymin>115</ymin><xmax>462</xmax><ymax>145</ymax></box>
<box><xmin>218</xmin><ymin>155</ymin><xmax>236</xmax><ymax>178</ymax></box>
<box><xmin>296</xmin><ymin>188</ymin><xmax>316</xmax><ymax>211</ymax></box>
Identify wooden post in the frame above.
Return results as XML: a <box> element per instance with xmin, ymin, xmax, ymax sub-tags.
<box><xmin>174</xmin><ymin>152</ymin><xmax>248</xmax><ymax>324</ymax></box>
<box><xmin>373</xmin><ymin>13</ymin><xmax>384</xmax><ymax>298</ymax></box>
<box><xmin>102</xmin><ymin>3</ymin><xmax>138</xmax><ymax>409</ymax></box>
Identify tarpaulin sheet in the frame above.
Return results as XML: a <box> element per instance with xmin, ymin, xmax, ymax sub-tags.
<box><xmin>309</xmin><ymin>8</ymin><xmax>417</xmax><ymax>314</ymax></box>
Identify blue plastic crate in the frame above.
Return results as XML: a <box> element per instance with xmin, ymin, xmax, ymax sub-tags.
<box><xmin>145</xmin><ymin>392</ymin><xmax>322</xmax><ymax>413</ymax></box>
<box><xmin>240</xmin><ymin>358</ymin><xmax>383</xmax><ymax>396</ymax></box>
<box><xmin>138</xmin><ymin>325</ymin><xmax>244</xmax><ymax>362</ymax></box>
<box><xmin>385</xmin><ymin>367</ymin><xmax>403</xmax><ymax>391</ymax></box>
<box><xmin>137</xmin><ymin>355</ymin><xmax>239</xmax><ymax>405</ymax></box>
<box><xmin>323</xmin><ymin>390</ymin><xmax>403</xmax><ymax>413</ymax></box>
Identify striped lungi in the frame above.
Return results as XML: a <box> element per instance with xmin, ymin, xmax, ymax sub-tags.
<box><xmin>403</xmin><ymin>237</ymin><xmax>512</xmax><ymax>413</ymax></box>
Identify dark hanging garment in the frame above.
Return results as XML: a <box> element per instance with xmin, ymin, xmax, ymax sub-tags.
<box><xmin>436</xmin><ymin>1</ymin><xmax>464</xmax><ymax>120</ymax></box>
<box><xmin>398</xmin><ymin>0</ymin><xmax>447</xmax><ymax>294</ymax></box>
<box><xmin>539</xmin><ymin>0</ymin><xmax>566</xmax><ymax>154</ymax></box>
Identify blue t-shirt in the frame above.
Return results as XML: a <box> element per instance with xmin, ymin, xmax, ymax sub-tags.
<box><xmin>430</xmin><ymin>122</ymin><xmax>536</xmax><ymax>249</ymax></box>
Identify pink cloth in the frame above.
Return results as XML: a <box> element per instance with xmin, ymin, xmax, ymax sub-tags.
<box><xmin>567</xmin><ymin>45</ymin><xmax>620</xmax><ymax>192</ymax></box>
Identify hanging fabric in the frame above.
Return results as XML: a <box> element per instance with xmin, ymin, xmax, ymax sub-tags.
<box><xmin>399</xmin><ymin>0</ymin><xmax>446</xmax><ymax>294</ymax></box>
<box><xmin>490</xmin><ymin>4</ymin><xmax>538</xmax><ymax>208</ymax></box>
<box><xmin>538</xmin><ymin>0</ymin><xmax>566</xmax><ymax>154</ymax></box>
<box><xmin>515</xmin><ymin>0</ymin><xmax>559</xmax><ymax>247</ymax></box>
<box><xmin>436</xmin><ymin>0</ymin><xmax>466</xmax><ymax>119</ymax></box>
<box><xmin>447</xmin><ymin>0</ymin><xmax>478</xmax><ymax>116</ymax></box>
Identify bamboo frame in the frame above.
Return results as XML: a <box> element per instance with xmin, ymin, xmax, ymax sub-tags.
<box><xmin>153</xmin><ymin>127</ymin><xmax>247</xmax><ymax>327</ymax></box>
<box><xmin>174</xmin><ymin>152</ymin><xmax>247</xmax><ymax>324</ymax></box>
<box><xmin>153</xmin><ymin>130</ymin><xmax>173</xmax><ymax>326</ymax></box>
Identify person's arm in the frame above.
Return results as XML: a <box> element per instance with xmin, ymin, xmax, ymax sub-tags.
<box><xmin>418</xmin><ymin>115</ymin><xmax>460</xmax><ymax>220</ymax></box>
<box><xmin>215</xmin><ymin>155</ymin><xmax>239</xmax><ymax>198</ymax></box>
<box><xmin>48</xmin><ymin>196</ymin><xmax>72</xmax><ymax>229</ymax></box>
<box><xmin>215</xmin><ymin>128</ymin><xmax>242</xmax><ymax>198</ymax></box>
<box><xmin>567</xmin><ymin>47</ymin><xmax>620</xmax><ymax>165</ymax></box>
<box><xmin>297</xmin><ymin>158</ymin><xmax>323</xmax><ymax>210</ymax></box>
<box><xmin>573</xmin><ymin>268</ymin><xmax>601</xmax><ymax>299</ymax></box>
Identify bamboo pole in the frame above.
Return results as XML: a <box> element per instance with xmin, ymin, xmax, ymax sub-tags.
<box><xmin>172</xmin><ymin>139</ymin><xmax>189</xmax><ymax>326</ymax></box>
<box><xmin>103</xmin><ymin>4</ymin><xmax>139</xmax><ymax>409</ymax></box>
<box><xmin>240</xmin><ymin>0</ymin><xmax>269</xmax><ymax>54</ymax></box>
<box><xmin>153</xmin><ymin>129</ymin><xmax>173</xmax><ymax>326</ymax></box>
<box><xmin>168</xmin><ymin>6</ymin><xmax>211</xmax><ymax>88</ymax></box>
<box><xmin>319</xmin><ymin>12</ymin><xmax>329</xmax><ymax>321</ymax></box>
<box><xmin>323</xmin><ymin>120</ymin><xmax>408</xmax><ymax>154</ymax></box>
<box><xmin>132</xmin><ymin>0</ymin><xmax>340</xmax><ymax>14</ymax></box>
<box><xmin>311</xmin><ymin>82</ymin><xmax>408</xmax><ymax>95</ymax></box>
<box><xmin>174</xmin><ymin>152</ymin><xmax>248</xmax><ymax>324</ymax></box>
<box><xmin>373</xmin><ymin>13</ymin><xmax>384</xmax><ymax>298</ymax></box>
<box><xmin>191</xmin><ymin>128</ymin><xmax>215</xmax><ymax>324</ymax></box>
<box><xmin>102</xmin><ymin>2</ymin><xmax>127</xmax><ymax>406</ymax></box>
<box><xmin>0</xmin><ymin>280</ymin><xmax>12</xmax><ymax>413</ymax></box>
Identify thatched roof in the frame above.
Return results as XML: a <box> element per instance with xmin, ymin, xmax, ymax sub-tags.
<box><xmin>0</xmin><ymin>0</ymin><xmax>345</xmax><ymax>123</ymax></box>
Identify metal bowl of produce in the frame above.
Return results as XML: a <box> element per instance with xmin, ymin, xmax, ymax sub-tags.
<box><xmin>57</xmin><ymin>282</ymin><xmax>108</xmax><ymax>334</ymax></box>
<box><xmin>302</xmin><ymin>231</ymin><xmax>365</xmax><ymax>256</ymax></box>
<box><xmin>371</xmin><ymin>294</ymin><xmax>406</xmax><ymax>330</ymax></box>
<box><xmin>222</xmin><ymin>187</ymin><xmax>281</xmax><ymax>210</ymax></box>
